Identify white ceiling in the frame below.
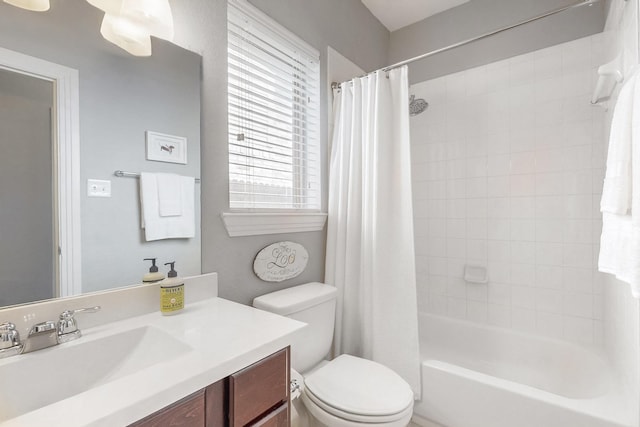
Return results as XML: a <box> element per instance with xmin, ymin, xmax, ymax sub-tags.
<box><xmin>361</xmin><ymin>0</ymin><xmax>471</xmax><ymax>32</ymax></box>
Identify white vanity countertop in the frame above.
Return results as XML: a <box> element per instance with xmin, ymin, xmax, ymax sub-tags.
<box><xmin>0</xmin><ymin>297</ymin><xmax>305</xmax><ymax>427</ymax></box>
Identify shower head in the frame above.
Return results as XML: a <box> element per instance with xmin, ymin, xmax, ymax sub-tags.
<box><xmin>409</xmin><ymin>95</ymin><xmax>428</xmax><ymax>116</ymax></box>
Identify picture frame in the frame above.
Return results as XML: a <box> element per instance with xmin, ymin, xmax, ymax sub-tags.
<box><xmin>145</xmin><ymin>131</ymin><xmax>187</xmax><ymax>164</ymax></box>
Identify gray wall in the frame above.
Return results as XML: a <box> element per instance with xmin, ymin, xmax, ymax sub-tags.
<box><xmin>389</xmin><ymin>0</ymin><xmax>607</xmax><ymax>83</ymax></box>
<box><xmin>0</xmin><ymin>2</ymin><xmax>202</xmax><ymax>295</ymax></box>
<box><xmin>171</xmin><ymin>0</ymin><xmax>390</xmax><ymax>305</ymax></box>
<box><xmin>0</xmin><ymin>73</ymin><xmax>54</xmax><ymax>307</ymax></box>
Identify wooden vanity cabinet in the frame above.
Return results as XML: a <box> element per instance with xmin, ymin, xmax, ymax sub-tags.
<box><xmin>128</xmin><ymin>390</ymin><xmax>206</xmax><ymax>427</ymax></box>
<box><xmin>229</xmin><ymin>347</ymin><xmax>289</xmax><ymax>427</ymax></box>
<box><xmin>128</xmin><ymin>347</ymin><xmax>290</xmax><ymax>427</ymax></box>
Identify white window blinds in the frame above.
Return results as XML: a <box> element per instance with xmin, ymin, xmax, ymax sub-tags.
<box><xmin>227</xmin><ymin>0</ymin><xmax>321</xmax><ymax>210</ymax></box>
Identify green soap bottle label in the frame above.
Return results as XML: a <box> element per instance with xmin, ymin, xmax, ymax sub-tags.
<box><xmin>161</xmin><ymin>284</ymin><xmax>184</xmax><ymax>313</ymax></box>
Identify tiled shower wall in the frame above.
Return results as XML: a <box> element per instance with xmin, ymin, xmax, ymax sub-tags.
<box><xmin>410</xmin><ymin>34</ymin><xmax>606</xmax><ymax>346</ymax></box>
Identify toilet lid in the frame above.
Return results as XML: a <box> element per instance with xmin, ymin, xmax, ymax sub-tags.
<box><xmin>304</xmin><ymin>354</ymin><xmax>414</xmax><ymax>417</ymax></box>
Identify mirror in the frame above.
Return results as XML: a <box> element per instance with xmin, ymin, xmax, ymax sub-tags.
<box><xmin>0</xmin><ymin>1</ymin><xmax>202</xmax><ymax>308</ymax></box>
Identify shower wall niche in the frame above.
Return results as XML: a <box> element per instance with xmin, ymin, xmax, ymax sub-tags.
<box><xmin>410</xmin><ymin>33</ymin><xmax>606</xmax><ymax>347</ymax></box>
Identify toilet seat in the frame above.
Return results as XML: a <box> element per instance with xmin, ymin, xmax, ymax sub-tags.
<box><xmin>303</xmin><ymin>354</ymin><xmax>414</xmax><ymax>425</ymax></box>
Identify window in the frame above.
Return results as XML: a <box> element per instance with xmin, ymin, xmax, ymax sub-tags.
<box><xmin>227</xmin><ymin>0</ymin><xmax>321</xmax><ymax>211</ymax></box>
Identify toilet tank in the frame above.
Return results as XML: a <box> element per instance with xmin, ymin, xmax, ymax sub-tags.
<box><xmin>253</xmin><ymin>283</ymin><xmax>337</xmax><ymax>373</ymax></box>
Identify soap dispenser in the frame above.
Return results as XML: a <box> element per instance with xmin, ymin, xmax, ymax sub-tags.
<box><xmin>143</xmin><ymin>258</ymin><xmax>164</xmax><ymax>284</ymax></box>
<box><xmin>160</xmin><ymin>262</ymin><xmax>184</xmax><ymax>315</ymax></box>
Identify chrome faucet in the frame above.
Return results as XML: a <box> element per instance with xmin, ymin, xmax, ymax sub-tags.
<box><xmin>58</xmin><ymin>306</ymin><xmax>101</xmax><ymax>344</ymax></box>
<box><xmin>0</xmin><ymin>305</ymin><xmax>101</xmax><ymax>357</ymax></box>
<box><xmin>23</xmin><ymin>321</ymin><xmax>57</xmax><ymax>353</ymax></box>
<box><xmin>0</xmin><ymin>323</ymin><xmax>23</xmax><ymax>359</ymax></box>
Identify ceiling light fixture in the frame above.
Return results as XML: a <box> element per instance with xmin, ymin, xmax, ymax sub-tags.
<box><xmin>100</xmin><ymin>13</ymin><xmax>152</xmax><ymax>57</ymax></box>
<box><xmin>3</xmin><ymin>0</ymin><xmax>50</xmax><ymax>12</ymax></box>
<box><xmin>86</xmin><ymin>0</ymin><xmax>174</xmax><ymax>57</ymax></box>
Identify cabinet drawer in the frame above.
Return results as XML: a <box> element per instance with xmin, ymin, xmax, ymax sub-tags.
<box><xmin>250</xmin><ymin>403</ymin><xmax>288</xmax><ymax>427</ymax></box>
<box><xmin>230</xmin><ymin>347</ymin><xmax>289</xmax><ymax>427</ymax></box>
<box><xmin>128</xmin><ymin>389</ymin><xmax>205</xmax><ymax>427</ymax></box>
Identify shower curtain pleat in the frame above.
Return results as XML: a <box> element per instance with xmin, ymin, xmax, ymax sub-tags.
<box><xmin>325</xmin><ymin>66</ymin><xmax>422</xmax><ymax>399</ymax></box>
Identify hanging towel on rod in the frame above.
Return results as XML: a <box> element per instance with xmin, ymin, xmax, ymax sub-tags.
<box><xmin>140</xmin><ymin>172</ymin><xmax>195</xmax><ymax>241</ymax></box>
<box><xmin>599</xmin><ymin>67</ymin><xmax>640</xmax><ymax>298</ymax></box>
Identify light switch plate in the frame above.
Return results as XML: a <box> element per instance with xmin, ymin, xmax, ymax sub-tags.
<box><xmin>88</xmin><ymin>179</ymin><xmax>111</xmax><ymax>197</ymax></box>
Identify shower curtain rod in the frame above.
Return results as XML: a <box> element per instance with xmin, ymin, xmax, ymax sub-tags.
<box><xmin>332</xmin><ymin>0</ymin><xmax>602</xmax><ymax>89</ymax></box>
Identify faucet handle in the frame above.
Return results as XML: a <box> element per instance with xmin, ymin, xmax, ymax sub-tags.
<box><xmin>58</xmin><ymin>306</ymin><xmax>101</xmax><ymax>343</ymax></box>
<box><xmin>0</xmin><ymin>322</ymin><xmax>23</xmax><ymax>358</ymax></box>
<box><xmin>60</xmin><ymin>306</ymin><xmax>101</xmax><ymax>320</ymax></box>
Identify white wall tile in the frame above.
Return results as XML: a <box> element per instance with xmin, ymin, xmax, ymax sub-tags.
<box><xmin>428</xmin><ymin>257</ymin><xmax>448</xmax><ymax>277</ymax></box>
<box><xmin>563</xmin><ymin>243</ymin><xmax>593</xmax><ymax>269</ymax></box>
<box><xmin>536</xmin><ymin>219</ymin><xmax>564</xmax><ymax>242</ymax></box>
<box><xmin>467</xmin><ymin>283</ymin><xmax>488</xmax><ymax>302</ymax></box>
<box><xmin>488</xmin><ymin>262</ymin><xmax>511</xmax><ymax>283</ymax></box>
<box><xmin>536</xmin><ymin>288</ymin><xmax>564</xmax><ymax>313</ymax></box>
<box><xmin>512</xmin><ymin>285</ymin><xmax>537</xmax><ymax>309</ymax></box>
<box><xmin>488</xmin><ymin>176</ymin><xmax>510</xmax><ymax>197</ymax></box>
<box><xmin>467</xmin><ymin>198</ymin><xmax>488</xmax><ymax>218</ymax></box>
<box><xmin>489</xmin><ymin>282</ymin><xmax>511</xmax><ymax>305</ymax></box>
<box><xmin>488</xmin><ymin>218</ymin><xmax>510</xmax><ymax>240</ymax></box>
<box><xmin>467</xmin><ymin>218</ymin><xmax>488</xmax><ymax>239</ymax></box>
<box><xmin>466</xmin><ymin>177</ymin><xmax>488</xmax><ymax>198</ymax></box>
<box><xmin>488</xmin><ymin>240</ymin><xmax>511</xmax><ymax>262</ymax></box>
<box><xmin>509</xmin><ymin>56</ymin><xmax>535</xmax><ymax>86</ymax></box>
<box><xmin>512</xmin><ymin>308</ymin><xmax>537</xmax><ymax>332</ymax></box>
<box><xmin>534</xmin><ymin>50</ymin><xmax>563</xmax><ymax>81</ymax></box>
<box><xmin>536</xmin><ymin>173</ymin><xmax>565</xmax><ymax>196</ymax></box>
<box><xmin>510</xmin><ymin>197</ymin><xmax>535</xmax><ymax>218</ymax></box>
<box><xmin>447</xmin><ymin>297</ymin><xmax>467</xmax><ymax>319</ymax></box>
<box><xmin>510</xmin><ymin>130</ymin><xmax>536</xmax><ymax>153</ymax></box>
<box><xmin>412</xmin><ymin>34</ymin><xmax>605</xmax><ymax>349</ymax></box>
<box><xmin>447</xmin><ymin>277</ymin><xmax>467</xmax><ymax>299</ymax></box>
<box><xmin>510</xmin><ymin>262</ymin><xmax>535</xmax><ymax>285</ymax></box>
<box><xmin>510</xmin><ymin>219</ymin><xmax>535</xmax><ymax>241</ymax></box>
<box><xmin>488</xmin><ymin>131</ymin><xmax>510</xmax><ymax>154</ymax></box>
<box><xmin>510</xmin><ymin>174</ymin><xmax>536</xmax><ymax>196</ymax></box>
<box><xmin>535</xmin><ymin>242</ymin><xmax>564</xmax><ymax>266</ymax></box>
<box><xmin>467</xmin><ymin>239</ymin><xmax>488</xmax><ymax>261</ymax></box>
<box><xmin>563</xmin><ymin>267</ymin><xmax>593</xmax><ymax>293</ymax></box>
<box><xmin>447</xmin><ymin>239</ymin><xmax>467</xmax><ymax>259</ymax></box>
<box><xmin>467</xmin><ymin>300</ymin><xmax>488</xmax><ymax>323</ymax></box>
<box><xmin>488</xmin><ymin>303</ymin><xmax>511</xmax><ymax>327</ymax></box>
<box><xmin>536</xmin><ymin>265</ymin><xmax>564</xmax><ymax>289</ymax></box>
<box><xmin>488</xmin><ymin>154</ymin><xmax>511</xmax><ymax>176</ymax></box>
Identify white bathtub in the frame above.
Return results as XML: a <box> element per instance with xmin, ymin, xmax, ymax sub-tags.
<box><xmin>413</xmin><ymin>313</ymin><xmax>633</xmax><ymax>427</ymax></box>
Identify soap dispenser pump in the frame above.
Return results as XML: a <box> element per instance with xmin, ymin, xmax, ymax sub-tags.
<box><xmin>160</xmin><ymin>262</ymin><xmax>184</xmax><ymax>315</ymax></box>
<box><xmin>143</xmin><ymin>258</ymin><xmax>164</xmax><ymax>284</ymax></box>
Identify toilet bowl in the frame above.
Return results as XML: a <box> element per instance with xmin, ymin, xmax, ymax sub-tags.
<box><xmin>253</xmin><ymin>283</ymin><xmax>414</xmax><ymax>427</ymax></box>
<box><xmin>301</xmin><ymin>355</ymin><xmax>413</xmax><ymax>427</ymax></box>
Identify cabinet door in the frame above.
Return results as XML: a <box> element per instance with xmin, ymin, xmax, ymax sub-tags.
<box><xmin>128</xmin><ymin>390</ymin><xmax>205</xmax><ymax>427</ymax></box>
<box><xmin>250</xmin><ymin>404</ymin><xmax>288</xmax><ymax>427</ymax></box>
<box><xmin>205</xmin><ymin>378</ymin><xmax>227</xmax><ymax>427</ymax></box>
<box><xmin>229</xmin><ymin>347</ymin><xmax>290</xmax><ymax>427</ymax></box>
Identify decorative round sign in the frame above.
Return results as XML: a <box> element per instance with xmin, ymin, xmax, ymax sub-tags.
<box><xmin>253</xmin><ymin>241</ymin><xmax>309</xmax><ymax>282</ymax></box>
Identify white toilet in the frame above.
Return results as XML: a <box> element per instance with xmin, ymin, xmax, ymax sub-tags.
<box><xmin>253</xmin><ymin>282</ymin><xmax>414</xmax><ymax>427</ymax></box>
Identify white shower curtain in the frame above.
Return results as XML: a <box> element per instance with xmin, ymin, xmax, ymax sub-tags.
<box><xmin>325</xmin><ymin>66</ymin><xmax>421</xmax><ymax>399</ymax></box>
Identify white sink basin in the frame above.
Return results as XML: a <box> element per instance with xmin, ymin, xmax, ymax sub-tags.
<box><xmin>0</xmin><ymin>326</ymin><xmax>192</xmax><ymax>422</ymax></box>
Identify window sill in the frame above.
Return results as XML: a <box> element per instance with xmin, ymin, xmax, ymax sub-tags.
<box><xmin>221</xmin><ymin>212</ymin><xmax>328</xmax><ymax>237</ymax></box>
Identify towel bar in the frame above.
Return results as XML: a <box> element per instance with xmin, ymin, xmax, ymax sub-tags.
<box><xmin>114</xmin><ymin>170</ymin><xmax>201</xmax><ymax>183</ymax></box>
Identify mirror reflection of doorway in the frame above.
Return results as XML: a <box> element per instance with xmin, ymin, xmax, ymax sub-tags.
<box><xmin>0</xmin><ymin>68</ymin><xmax>55</xmax><ymax>307</ymax></box>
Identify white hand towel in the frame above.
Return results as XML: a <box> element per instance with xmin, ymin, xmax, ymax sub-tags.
<box><xmin>600</xmin><ymin>68</ymin><xmax>638</xmax><ymax>215</ymax></box>
<box><xmin>599</xmin><ymin>67</ymin><xmax>640</xmax><ymax>298</ymax></box>
<box><xmin>140</xmin><ymin>172</ymin><xmax>195</xmax><ymax>241</ymax></box>
<box><xmin>156</xmin><ymin>173</ymin><xmax>183</xmax><ymax>217</ymax></box>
